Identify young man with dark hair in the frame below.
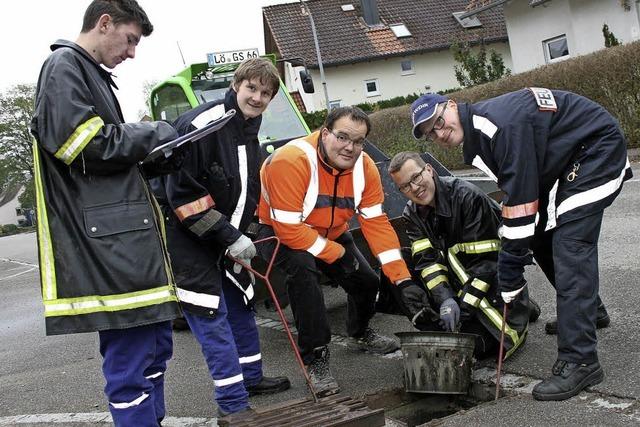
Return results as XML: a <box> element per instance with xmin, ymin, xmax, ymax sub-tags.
<box><xmin>256</xmin><ymin>106</ymin><xmax>430</xmax><ymax>397</ymax></box>
<box><xmin>389</xmin><ymin>151</ymin><xmax>533</xmax><ymax>359</ymax></box>
<box><xmin>31</xmin><ymin>1</ymin><xmax>182</xmax><ymax>425</ymax></box>
<box><xmin>409</xmin><ymin>89</ymin><xmax>632</xmax><ymax>401</ymax></box>
<box><xmin>152</xmin><ymin>58</ymin><xmax>290</xmax><ymax>417</ymax></box>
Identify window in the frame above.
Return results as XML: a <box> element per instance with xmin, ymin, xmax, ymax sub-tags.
<box><xmin>543</xmin><ymin>35</ymin><xmax>570</xmax><ymax>63</ymax></box>
<box><xmin>329</xmin><ymin>99</ymin><xmax>342</xmax><ymax>109</ymax></box>
<box><xmin>400</xmin><ymin>60</ymin><xmax>414</xmax><ymax>76</ymax></box>
<box><xmin>364</xmin><ymin>79</ymin><xmax>380</xmax><ymax>97</ymax></box>
<box><xmin>151</xmin><ymin>84</ymin><xmax>192</xmax><ymax>123</ymax></box>
<box><xmin>390</xmin><ymin>24</ymin><xmax>411</xmax><ymax>38</ymax></box>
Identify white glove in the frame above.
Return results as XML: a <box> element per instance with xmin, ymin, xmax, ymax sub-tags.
<box><xmin>228</xmin><ymin>234</ymin><xmax>256</xmax><ymax>260</ymax></box>
<box><xmin>501</xmin><ymin>284</ymin><xmax>526</xmax><ymax>304</ymax></box>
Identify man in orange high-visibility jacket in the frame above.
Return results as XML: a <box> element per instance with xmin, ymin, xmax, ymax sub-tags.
<box><xmin>256</xmin><ymin>106</ymin><xmax>430</xmax><ymax>397</ymax></box>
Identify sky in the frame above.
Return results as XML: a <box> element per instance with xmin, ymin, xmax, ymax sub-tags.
<box><xmin>0</xmin><ymin>0</ymin><xmax>298</xmax><ymax>121</ymax></box>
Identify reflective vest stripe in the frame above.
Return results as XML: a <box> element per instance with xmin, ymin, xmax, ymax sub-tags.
<box><xmin>378</xmin><ymin>249</ymin><xmax>402</xmax><ymax>265</ymax></box>
<box><xmin>109</xmin><ymin>392</ymin><xmax>149</xmax><ymax>409</ymax></box>
<box><xmin>411</xmin><ymin>238</ymin><xmax>432</xmax><ymax>256</ymax></box>
<box><xmin>239</xmin><ymin>353</ymin><xmax>262</xmax><ymax>364</ymax></box>
<box><xmin>479</xmin><ymin>298</ymin><xmax>521</xmax><ymax>349</ymax></box>
<box><xmin>55</xmin><ymin>116</ymin><xmax>104</xmax><ymax>165</ymax></box>
<box><xmin>556</xmin><ymin>158</ymin><xmax>631</xmax><ymax>217</ymax></box>
<box><xmin>502</xmin><ymin>200</ymin><xmax>539</xmax><ymax>219</ymax></box>
<box><xmin>359</xmin><ymin>204</ymin><xmax>383</xmax><ymax>218</ymax></box>
<box><xmin>33</xmin><ymin>140</ymin><xmax>57</xmax><ymax>301</ymax></box>
<box><xmin>225</xmin><ymin>270</ymin><xmax>255</xmax><ymax>303</ymax></box>
<box><xmin>271</xmin><ymin>208</ymin><xmax>303</xmax><ymax>224</ymax></box>
<box><xmin>352</xmin><ymin>153</ymin><xmax>365</xmax><ymax>209</ymax></box>
<box><xmin>307</xmin><ymin>235</ymin><xmax>328</xmax><ymax>256</ymax></box>
<box><xmin>425</xmin><ymin>275</ymin><xmax>447</xmax><ymax>290</ymax></box>
<box><xmin>176</xmin><ymin>287</ymin><xmax>220</xmax><ymax>310</ymax></box>
<box><xmin>472</xmin><ymin>115</ymin><xmax>498</xmax><ymax>139</ymax></box>
<box><xmin>471</xmin><ymin>278</ymin><xmax>490</xmax><ymax>293</ymax></box>
<box><xmin>421</xmin><ymin>263</ymin><xmax>448</xmax><ymax>276</ymax></box>
<box><xmin>214</xmin><ymin>373</ymin><xmax>244</xmax><ymax>387</ymax></box>
<box><xmin>462</xmin><ymin>293</ymin><xmax>481</xmax><ymax>307</ymax></box>
<box><xmin>174</xmin><ymin>194</ymin><xmax>215</xmax><ymax>221</ymax></box>
<box><xmin>448</xmin><ymin>240</ymin><xmax>500</xmax><ymax>284</ymax></box>
<box><xmin>229</xmin><ymin>145</ymin><xmax>248</xmax><ymax>229</ymax></box>
<box><xmin>288</xmin><ymin>139</ymin><xmax>320</xmax><ymax>219</ymax></box>
<box><xmin>44</xmin><ymin>285</ymin><xmax>177</xmax><ymax>317</ymax></box>
<box><xmin>145</xmin><ymin>372</ymin><xmax>163</xmax><ymax>379</ymax></box>
<box><xmin>501</xmin><ymin>222</ymin><xmax>535</xmax><ymax>240</ymax></box>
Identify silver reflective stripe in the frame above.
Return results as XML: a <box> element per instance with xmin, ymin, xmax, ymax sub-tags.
<box><xmin>471</xmin><ymin>155</ymin><xmax>498</xmax><ymax>183</ymax></box>
<box><xmin>176</xmin><ymin>287</ymin><xmax>220</xmax><ymax>309</ymax></box>
<box><xmin>411</xmin><ymin>238</ymin><xmax>432</xmax><ymax>255</ymax></box>
<box><xmin>307</xmin><ymin>235</ymin><xmax>327</xmax><ymax>256</ymax></box>
<box><xmin>109</xmin><ymin>393</ymin><xmax>149</xmax><ymax>409</ymax></box>
<box><xmin>214</xmin><ymin>373</ymin><xmax>244</xmax><ymax>387</ymax></box>
<box><xmin>352</xmin><ymin>152</ymin><xmax>365</xmax><ymax>209</ymax></box>
<box><xmin>545</xmin><ymin>179</ymin><xmax>559</xmax><ymax>231</ymax></box>
<box><xmin>271</xmin><ymin>208</ymin><xmax>302</xmax><ymax>224</ymax></box>
<box><xmin>191</xmin><ymin>104</ymin><xmax>225</xmax><ymax>129</ymax></box>
<box><xmin>188</xmin><ymin>209</ymin><xmax>222</xmax><ymax>237</ymax></box>
<box><xmin>55</xmin><ymin>116</ymin><xmax>104</xmax><ymax>165</ymax></box>
<box><xmin>145</xmin><ymin>372</ymin><xmax>163</xmax><ymax>379</ymax></box>
<box><xmin>556</xmin><ymin>159</ymin><xmax>631</xmax><ymax>217</ymax></box>
<box><xmin>229</xmin><ymin>145</ymin><xmax>247</xmax><ymax>229</ymax></box>
<box><xmin>472</xmin><ymin>115</ymin><xmax>498</xmax><ymax>139</ymax></box>
<box><xmin>224</xmin><ymin>270</ymin><xmax>254</xmax><ymax>301</ymax></box>
<box><xmin>359</xmin><ymin>204</ymin><xmax>383</xmax><ymax>218</ymax></box>
<box><xmin>378</xmin><ymin>249</ymin><xmax>402</xmax><ymax>265</ymax></box>
<box><xmin>45</xmin><ymin>288</ymin><xmax>173</xmax><ymax>315</ymax></box>
<box><xmin>501</xmin><ymin>222</ymin><xmax>535</xmax><ymax>240</ymax></box>
<box><xmin>288</xmin><ymin>139</ymin><xmax>319</xmax><ymax>219</ymax></box>
<box><xmin>239</xmin><ymin>353</ymin><xmax>262</xmax><ymax>364</ymax></box>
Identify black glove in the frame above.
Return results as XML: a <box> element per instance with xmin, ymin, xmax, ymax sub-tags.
<box><xmin>335</xmin><ymin>249</ymin><xmax>359</xmax><ymax>276</ymax></box>
<box><xmin>397</xmin><ymin>280</ymin><xmax>430</xmax><ymax>323</ymax></box>
<box><xmin>439</xmin><ymin>298</ymin><xmax>460</xmax><ymax>332</ymax></box>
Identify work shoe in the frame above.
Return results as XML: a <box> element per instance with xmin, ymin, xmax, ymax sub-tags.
<box><xmin>528</xmin><ymin>297</ymin><xmax>541</xmax><ymax>323</ymax></box>
<box><xmin>245</xmin><ymin>375</ymin><xmax>291</xmax><ymax>396</ymax></box>
<box><xmin>306</xmin><ymin>346</ymin><xmax>340</xmax><ymax>397</ymax></box>
<box><xmin>544</xmin><ymin>304</ymin><xmax>610</xmax><ymax>335</ymax></box>
<box><xmin>346</xmin><ymin>327</ymin><xmax>400</xmax><ymax>354</ymax></box>
<box><xmin>216</xmin><ymin>405</ymin><xmax>253</xmax><ymax>418</ymax></box>
<box><xmin>532</xmin><ymin>360</ymin><xmax>604</xmax><ymax>401</ymax></box>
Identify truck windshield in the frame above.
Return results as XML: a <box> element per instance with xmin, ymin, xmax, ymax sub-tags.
<box><xmin>194</xmin><ymin>85</ymin><xmax>307</xmax><ymax>144</ymax></box>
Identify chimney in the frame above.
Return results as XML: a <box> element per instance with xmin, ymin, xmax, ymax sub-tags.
<box><xmin>360</xmin><ymin>0</ymin><xmax>380</xmax><ymax>26</ymax></box>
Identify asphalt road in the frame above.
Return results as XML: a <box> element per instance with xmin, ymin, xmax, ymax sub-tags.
<box><xmin>1</xmin><ymin>163</ymin><xmax>639</xmax><ymax>426</ymax></box>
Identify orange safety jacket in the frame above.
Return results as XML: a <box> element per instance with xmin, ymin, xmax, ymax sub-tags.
<box><xmin>258</xmin><ymin>131</ymin><xmax>410</xmax><ymax>284</ymax></box>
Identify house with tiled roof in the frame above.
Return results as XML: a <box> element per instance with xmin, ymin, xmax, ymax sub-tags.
<box><xmin>263</xmin><ymin>0</ymin><xmax>512</xmax><ymax>112</ymax></box>
<box><xmin>463</xmin><ymin>0</ymin><xmax>640</xmax><ymax>73</ymax></box>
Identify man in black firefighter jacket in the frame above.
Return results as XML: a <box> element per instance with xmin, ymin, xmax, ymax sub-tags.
<box><xmin>151</xmin><ymin>58</ymin><xmax>289</xmax><ymax>416</ymax></box>
<box><xmin>389</xmin><ymin>151</ymin><xmax>532</xmax><ymax>360</ymax></box>
<box><xmin>409</xmin><ymin>90</ymin><xmax>632</xmax><ymax>401</ymax></box>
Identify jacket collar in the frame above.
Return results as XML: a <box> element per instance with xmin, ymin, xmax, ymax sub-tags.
<box><xmin>458</xmin><ymin>103</ymin><xmax>479</xmax><ymax>165</ymax></box>
<box><xmin>51</xmin><ymin>39</ymin><xmax>119</xmax><ymax>89</ymax></box>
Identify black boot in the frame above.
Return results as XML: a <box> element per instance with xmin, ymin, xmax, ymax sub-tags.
<box><xmin>545</xmin><ymin>303</ymin><xmax>610</xmax><ymax>335</ymax></box>
<box><xmin>528</xmin><ymin>297</ymin><xmax>541</xmax><ymax>323</ymax></box>
<box><xmin>245</xmin><ymin>375</ymin><xmax>291</xmax><ymax>396</ymax></box>
<box><xmin>532</xmin><ymin>360</ymin><xmax>604</xmax><ymax>401</ymax></box>
<box><xmin>306</xmin><ymin>346</ymin><xmax>340</xmax><ymax>397</ymax></box>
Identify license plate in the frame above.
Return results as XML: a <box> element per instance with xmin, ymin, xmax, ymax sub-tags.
<box><xmin>207</xmin><ymin>49</ymin><xmax>260</xmax><ymax>66</ymax></box>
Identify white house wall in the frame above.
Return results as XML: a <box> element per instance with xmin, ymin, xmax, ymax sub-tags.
<box><xmin>294</xmin><ymin>42</ymin><xmax>512</xmax><ymax>112</ymax></box>
<box><xmin>504</xmin><ymin>0</ymin><xmax>640</xmax><ymax>73</ymax></box>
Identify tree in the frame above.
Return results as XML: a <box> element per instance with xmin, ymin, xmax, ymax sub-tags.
<box><xmin>450</xmin><ymin>41</ymin><xmax>511</xmax><ymax>88</ymax></box>
<box><xmin>603</xmin><ymin>24</ymin><xmax>620</xmax><ymax>48</ymax></box>
<box><xmin>0</xmin><ymin>84</ymin><xmax>36</xmax><ymax>186</ymax></box>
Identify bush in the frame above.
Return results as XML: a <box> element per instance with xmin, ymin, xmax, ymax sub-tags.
<box><xmin>1</xmin><ymin>224</ymin><xmax>18</xmax><ymax>235</ymax></box>
<box><xmin>367</xmin><ymin>40</ymin><xmax>640</xmax><ymax>171</ymax></box>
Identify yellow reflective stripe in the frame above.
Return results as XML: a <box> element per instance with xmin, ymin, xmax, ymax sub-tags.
<box><xmin>54</xmin><ymin>116</ymin><xmax>104</xmax><ymax>165</ymax></box>
<box><xmin>425</xmin><ymin>275</ymin><xmax>448</xmax><ymax>290</ymax></box>
<box><xmin>43</xmin><ymin>285</ymin><xmax>178</xmax><ymax>317</ymax></box>
<box><xmin>479</xmin><ymin>298</ymin><xmax>520</xmax><ymax>348</ymax></box>
<box><xmin>471</xmin><ymin>278</ymin><xmax>490</xmax><ymax>293</ymax></box>
<box><xmin>411</xmin><ymin>238</ymin><xmax>432</xmax><ymax>256</ymax></box>
<box><xmin>447</xmin><ymin>249</ymin><xmax>468</xmax><ymax>284</ymax></box>
<box><xmin>421</xmin><ymin>263</ymin><xmax>448</xmax><ymax>276</ymax></box>
<box><xmin>33</xmin><ymin>140</ymin><xmax>57</xmax><ymax>300</ymax></box>
<box><xmin>462</xmin><ymin>293</ymin><xmax>481</xmax><ymax>307</ymax></box>
<box><xmin>457</xmin><ymin>239</ymin><xmax>500</xmax><ymax>254</ymax></box>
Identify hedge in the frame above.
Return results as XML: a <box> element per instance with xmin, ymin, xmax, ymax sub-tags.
<box><xmin>367</xmin><ymin>40</ymin><xmax>640</xmax><ymax>170</ymax></box>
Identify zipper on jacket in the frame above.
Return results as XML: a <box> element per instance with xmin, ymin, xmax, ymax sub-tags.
<box><xmin>325</xmin><ymin>174</ymin><xmax>340</xmax><ymax>237</ymax></box>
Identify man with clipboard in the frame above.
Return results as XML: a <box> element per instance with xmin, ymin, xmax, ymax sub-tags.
<box><xmin>151</xmin><ymin>58</ymin><xmax>290</xmax><ymax>417</ymax></box>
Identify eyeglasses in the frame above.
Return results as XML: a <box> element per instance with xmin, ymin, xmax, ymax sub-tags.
<box><xmin>328</xmin><ymin>130</ymin><xmax>367</xmax><ymax>149</ymax></box>
<box><xmin>398</xmin><ymin>165</ymin><xmax>426</xmax><ymax>193</ymax></box>
<box><xmin>425</xmin><ymin>103</ymin><xmax>447</xmax><ymax>142</ymax></box>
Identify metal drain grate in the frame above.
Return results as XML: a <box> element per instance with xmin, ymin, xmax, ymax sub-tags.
<box><xmin>217</xmin><ymin>394</ymin><xmax>385</xmax><ymax>427</ymax></box>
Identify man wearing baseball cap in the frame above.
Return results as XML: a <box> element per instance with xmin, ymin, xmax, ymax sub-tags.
<box><xmin>408</xmin><ymin>89</ymin><xmax>631</xmax><ymax>401</ymax></box>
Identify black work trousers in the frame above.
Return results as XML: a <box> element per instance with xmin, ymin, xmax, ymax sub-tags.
<box><xmin>531</xmin><ymin>211</ymin><xmax>604</xmax><ymax>364</ymax></box>
<box><xmin>256</xmin><ymin>225</ymin><xmax>379</xmax><ymax>364</ymax></box>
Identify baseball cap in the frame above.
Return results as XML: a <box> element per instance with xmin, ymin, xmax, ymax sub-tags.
<box><xmin>410</xmin><ymin>93</ymin><xmax>449</xmax><ymax>139</ymax></box>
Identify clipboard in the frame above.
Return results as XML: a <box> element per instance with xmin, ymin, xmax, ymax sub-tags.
<box><xmin>142</xmin><ymin>108</ymin><xmax>236</xmax><ymax>163</ymax></box>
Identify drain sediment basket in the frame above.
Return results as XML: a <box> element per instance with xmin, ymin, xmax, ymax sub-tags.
<box><xmin>396</xmin><ymin>331</ymin><xmax>476</xmax><ymax>394</ymax></box>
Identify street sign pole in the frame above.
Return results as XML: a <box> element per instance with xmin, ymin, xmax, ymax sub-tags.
<box><xmin>301</xmin><ymin>0</ymin><xmax>331</xmax><ymax>110</ymax></box>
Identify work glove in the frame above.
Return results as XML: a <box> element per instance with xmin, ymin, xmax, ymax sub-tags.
<box><xmin>501</xmin><ymin>278</ymin><xmax>526</xmax><ymax>304</ymax></box>
<box><xmin>228</xmin><ymin>234</ymin><xmax>256</xmax><ymax>261</ymax></box>
<box><xmin>439</xmin><ymin>298</ymin><xmax>460</xmax><ymax>332</ymax></box>
<box><xmin>396</xmin><ymin>280</ymin><xmax>430</xmax><ymax>325</ymax></box>
<box><xmin>336</xmin><ymin>248</ymin><xmax>359</xmax><ymax>276</ymax></box>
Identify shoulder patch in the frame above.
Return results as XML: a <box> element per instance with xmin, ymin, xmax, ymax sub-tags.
<box><xmin>528</xmin><ymin>87</ymin><xmax>557</xmax><ymax>112</ymax></box>
<box><xmin>191</xmin><ymin>104</ymin><xmax>226</xmax><ymax>129</ymax></box>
